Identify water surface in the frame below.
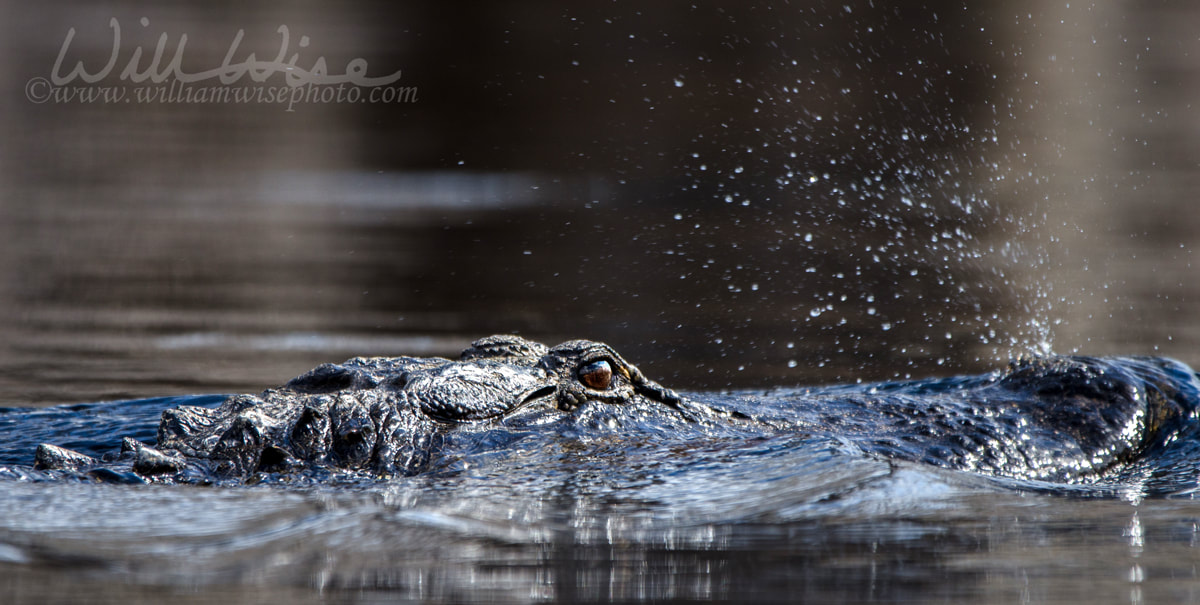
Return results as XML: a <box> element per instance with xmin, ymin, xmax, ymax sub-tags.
<box><xmin>4</xmin><ymin>1</ymin><xmax>1200</xmax><ymax>603</ymax></box>
<box><xmin>1</xmin><ymin>393</ymin><xmax>1198</xmax><ymax>604</ymax></box>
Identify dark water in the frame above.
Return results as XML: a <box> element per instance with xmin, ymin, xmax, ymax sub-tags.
<box><xmin>4</xmin><ymin>1</ymin><xmax>1200</xmax><ymax>603</ymax></box>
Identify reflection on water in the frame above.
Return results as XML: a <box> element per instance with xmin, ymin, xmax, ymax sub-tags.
<box><xmin>2</xmin><ymin>460</ymin><xmax>1200</xmax><ymax>603</ymax></box>
<box><xmin>4</xmin><ymin>0</ymin><xmax>1200</xmax><ymax>603</ymax></box>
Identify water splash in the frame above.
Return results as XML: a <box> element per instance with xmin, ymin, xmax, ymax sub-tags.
<box><xmin>659</xmin><ymin>5</ymin><xmax>1063</xmax><ymax>382</ymax></box>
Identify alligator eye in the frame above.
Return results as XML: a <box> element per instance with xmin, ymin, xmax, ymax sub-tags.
<box><xmin>578</xmin><ymin>360</ymin><xmax>613</xmax><ymax>390</ymax></box>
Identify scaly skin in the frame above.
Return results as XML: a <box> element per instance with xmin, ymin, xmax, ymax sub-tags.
<box><xmin>34</xmin><ymin>335</ymin><xmax>700</xmax><ymax>481</ymax></box>
<box><xmin>32</xmin><ymin>335</ymin><xmax>1200</xmax><ymax>486</ymax></box>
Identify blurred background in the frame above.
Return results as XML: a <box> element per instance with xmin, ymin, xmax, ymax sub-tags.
<box><xmin>2</xmin><ymin>1</ymin><xmax>1198</xmax><ymax>405</ymax></box>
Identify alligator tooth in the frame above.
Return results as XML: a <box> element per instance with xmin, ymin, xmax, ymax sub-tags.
<box><xmin>34</xmin><ymin>444</ymin><xmax>97</xmax><ymax>471</ymax></box>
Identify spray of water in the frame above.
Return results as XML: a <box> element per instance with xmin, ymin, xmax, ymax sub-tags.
<box><xmin>659</xmin><ymin>4</ymin><xmax>1064</xmax><ymax>382</ymax></box>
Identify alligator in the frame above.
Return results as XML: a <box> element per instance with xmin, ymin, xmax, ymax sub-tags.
<box><xmin>29</xmin><ymin>335</ymin><xmax>1200</xmax><ymax>488</ymax></box>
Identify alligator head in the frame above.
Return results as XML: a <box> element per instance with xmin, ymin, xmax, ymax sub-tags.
<box><xmin>35</xmin><ymin>335</ymin><xmax>689</xmax><ymax>480</ymax></box>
